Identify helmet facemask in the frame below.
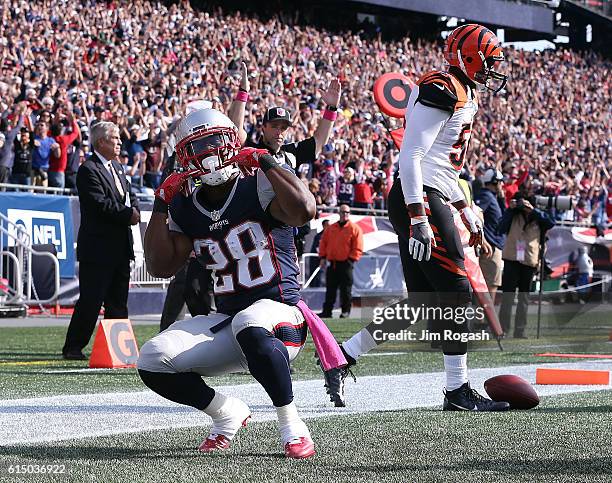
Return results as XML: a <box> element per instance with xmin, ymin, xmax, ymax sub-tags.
<box><xmin>175</xmin><ymin>126</ymin><xmax>241</xmax><ymax>186</ymax></box>
<box><xmin>474</xmin><ymin>54</ymin><xmax>508</xmax><ymax>94</ymax></box>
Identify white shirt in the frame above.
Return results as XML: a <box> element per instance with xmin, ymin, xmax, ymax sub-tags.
<box><xmin>94</xmin><ymin>150</ymin><xmax>113</xmax><ymax>175</ymax></box>
<box><xmin>398</xmin><ymin>85</ymin><xmax>478</xmax><ymax>205</ymax></box>
<box><xmin>95</xmin><ymin>150</ymin><xmax>130</xmax><ymax>207</ymax></box>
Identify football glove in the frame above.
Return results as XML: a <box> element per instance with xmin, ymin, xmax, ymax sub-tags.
<box><xmin>154</xmin><ymin>170</ymin><xmax>196</xmax><ymax>204</ymax></box>
<box><xmin>460</xmin><ymin>206</ymin><xmax>484</xmax><ymax>247</ymax></box>
<box><xmin>230</xmin><ymin>147</ymin><xmax>270</xmax><ymax>176</ymax></box>
<box><xmin>408</xmin><ymin>216</ymin><xmax>436</xmax><ymax>261</ymax></box>
<box><xmin>231</xmin><ymin>147</ymin><xmax>269</xmax><ymax>168</ymax></box>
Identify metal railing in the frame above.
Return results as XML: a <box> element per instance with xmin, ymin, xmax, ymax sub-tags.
<box><xmin>319</xmin><ymin>205</ymin><xmax>602</xmax><ymax>228</ymax></box>
<box><xmin>130</xmin><ymin>259</ymin><xmax>171</xmax><ymax>288</ymax></box>
<box><xmin>0</xmin><ymin>183</ymin><xmax>75</xmax><ymax>196</ymax></box>
<box><xmin>0</xmin><ymin>182</ymin><xmax>155</xmax><ymax>201</ymax></box>
<box><xmin>1</xmin><ymin>182</ymin><xmax>605</xmax><ymax>228</ymax></box>
<box><xmin>0</xmin><ymin>212</ymin><xmax>60</xmax><ymax>305</ymax></box>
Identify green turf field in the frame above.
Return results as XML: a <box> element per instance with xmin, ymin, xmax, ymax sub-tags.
<box><xmin>0</xmin><ymin>390</ymin><xmax>610</xmax><ymax>483</ymax></box>
<box><xmin>0</xmin><ymin>317</ymin><xmax>610</xmax><ymax>399</ymax></box>
<box><xmin>0</xmin><ymin>318</ymin><xmax>611</xmax><ymax>482</ymax></box>
<box><xmin>0</xmin><ymin>319</ymin><xmax>612</xmax><ymax>399</ymax></box>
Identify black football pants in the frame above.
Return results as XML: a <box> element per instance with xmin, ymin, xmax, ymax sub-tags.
<box><xmin>370</xmin><ymin>179</ymin><xmax>472</xmax><ymax>354</ymax></box>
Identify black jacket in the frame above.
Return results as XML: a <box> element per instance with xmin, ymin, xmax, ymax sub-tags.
<box><xmin>76</xmin><ymin>153</ymin><xmax>139</xmax><ymax>263</ymax></box>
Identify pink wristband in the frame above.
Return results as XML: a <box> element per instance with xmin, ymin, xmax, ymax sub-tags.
<box><xmin>235</xmin><ymin>91</ymin><xmax>249</xmax><ymax>102</ymax></box>
<box><xmin>323</xmin><ymin>109</ymin><xmax>337</xmax><ymax>121</ymax></box>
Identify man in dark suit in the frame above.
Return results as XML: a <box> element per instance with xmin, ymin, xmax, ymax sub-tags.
<box><xmin>62</xmin><ymin>122</ymin><xmax>140</xmax><ymax>360</ymax></box>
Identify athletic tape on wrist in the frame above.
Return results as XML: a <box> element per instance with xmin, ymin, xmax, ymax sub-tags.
<box><xmin>323</xmin><ymin>109</ymin><xmax>337</xmax><ymax>121</ymax></box>
<box><xmin>259</xmin><ymin>154</ymin><xmax>277</xmax><ymax>173</ymax></box>
<box><xmin>235</xmin><ymin>91</ymin><xmax>249</xmax><ymax>102</ymax></box>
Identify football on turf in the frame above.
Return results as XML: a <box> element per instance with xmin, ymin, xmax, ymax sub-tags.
<box><xmin>484</xmin><ymin>374</ymin><xmax>540</xmax><ymax>410</ymax></box>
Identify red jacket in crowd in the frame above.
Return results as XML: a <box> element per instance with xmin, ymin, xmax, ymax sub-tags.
<box><xmin>49</xmin><ymin>119</ymin><xmax>80</xmax><ymax>174</ymax></box>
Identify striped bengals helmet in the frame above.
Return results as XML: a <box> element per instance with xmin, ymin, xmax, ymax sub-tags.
<box><xmin>444</xmin><ymin>24</ymin><xmax>508</xmax><ymax>93</ymax></box>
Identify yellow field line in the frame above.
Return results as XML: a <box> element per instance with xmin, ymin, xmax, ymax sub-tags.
<box><xmin>0</xmin><ymin>360</ymin><xmax>57</xmax><ymax>366</ymax></box>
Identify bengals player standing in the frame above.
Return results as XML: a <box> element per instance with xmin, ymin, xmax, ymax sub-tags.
<box><xmin>322</xmin><ymin>24</ymin><xmax>511</xmax><ymax>411</ymax></box>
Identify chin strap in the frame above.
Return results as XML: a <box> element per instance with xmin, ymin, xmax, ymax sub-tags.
<box><xmin>200</xmin><ymin>165</ymin><xmax>240</xmax><ymax>186</ymax></box>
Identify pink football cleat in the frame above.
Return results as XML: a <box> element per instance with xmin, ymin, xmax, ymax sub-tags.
<box><xmin>284</xmin><ymin>436</ymin><xmax>316</xmax><ymax>459</ymax></box>
<box><xmin>198</xmin><ymin>434</ymin><xmax>231</xmax><ymax>452</ymax></box>
<box><xmin>198</xmin><ymin>415</ymin><xmax>251</xmax><ymax>453</ymax></box>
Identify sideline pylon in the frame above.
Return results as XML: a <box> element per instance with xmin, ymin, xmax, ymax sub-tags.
<box><xmin>89</xmin><ymin>319</ymin><xmax>139</xmax><ymax>368</ymax></box>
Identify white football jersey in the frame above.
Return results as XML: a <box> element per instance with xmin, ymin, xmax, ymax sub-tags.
<box><xmin>399</xmin><ymin>71</ymin><xmax>478</xmax><ymax>205</ymax></box>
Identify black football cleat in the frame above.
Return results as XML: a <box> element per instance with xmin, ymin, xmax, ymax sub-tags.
<box><xmin>316</xmin><ymin>354</ymin><xmax>356</xmax><ymax>407</ymax></box>
<box><xmin>443</xmin><ymin>382</ymin><xmax>510</xmax><ymax>412</ymax></box>
<box><xmin>62</xmin><ymin>350</ymin><xmax>87</xmax><ymax>361</ymax></box>
<box><xmin>324</xmin><ymin>366</ymin><xmax>352</xmax><ymax>407</ymax></box>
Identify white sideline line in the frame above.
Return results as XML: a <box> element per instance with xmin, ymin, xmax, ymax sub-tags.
<box><xmin>362</xmin><ymin>352</ymin><xmax>407</xmax><ymax>357</ymax></box>
<box><xmin>0</xmin><ymin>360</ymin><xmax>610</xmax><ymax>446</ymax></box>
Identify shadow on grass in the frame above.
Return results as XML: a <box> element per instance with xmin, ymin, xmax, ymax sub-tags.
<box><xmin>0</xmin><ymin>445</ymin><xmax>285</xmax><ymax>461</ymax></box>
<box><xmin>0</xmin><ymin>404</ymin><xmax>193</xmax><ymax>414</ymax></box>
<box><xmin>0</xmin><ymin>369</ymin><xmax>138</xmax><ymax>376</ymax></box>
<box><xmin>238</xmin><ymin>452</ymin><xmax>286</xmax><ymax>459</ymax></box>
<box><xmin>0</xmin><ymin>445</ymin><xmax>192</xmax><ymax>461</ymax></box>
<box><xmin>535</xmin><ymin>405</ymin><xmax>612</xmax><ymax>413</ymax></box>
<box><xmin>341</xmin><ymin>457</ymin><xmax>612</xmax><ymax>476</ymax></box>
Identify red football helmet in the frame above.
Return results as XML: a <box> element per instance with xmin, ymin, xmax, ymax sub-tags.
<box><xmin>444</xmin><ymin>24</ymin><xmax>508</xmax><ymax>93</ymax></box>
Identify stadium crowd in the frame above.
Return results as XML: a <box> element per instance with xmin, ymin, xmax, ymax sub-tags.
<box><xmin>0</xmin><ymin>0</ymin><xmax>610</xmax><ymax>224</ymax></box>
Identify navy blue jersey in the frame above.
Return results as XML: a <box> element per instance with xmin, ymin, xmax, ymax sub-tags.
<box><xmin>168</xmin><ymin>169</ymin><xmax>301</xmax><ymax>315</ymax></box>
<box><xmin>337</xmin><ymin>178</ymin><xmax>355</xmax><ymax>205</ymax></box>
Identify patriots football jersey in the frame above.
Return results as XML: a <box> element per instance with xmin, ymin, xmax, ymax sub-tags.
<box><xmin>168</xmin><ymin>169</ymin><xmax>301</xmax><ymax>315</ymax></box>
<box><xmin>401</xmin><ymin>70</ymin><xmax>478</xmax><ymax>203</ymax></box>
<box><xmin>337</xmin><ymin>178</ymin><xmax>355</xmax><ymax>205</ymax></box>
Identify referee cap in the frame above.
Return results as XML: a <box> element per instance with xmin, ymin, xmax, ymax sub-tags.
<box><xmin>263</xmin><ymin>107</ymin><xmax>292</xmax><ymax>125</ymax></box>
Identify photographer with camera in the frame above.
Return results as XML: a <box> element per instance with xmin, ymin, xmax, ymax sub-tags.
<box><xmin>497</xmin><ymin>189</ymin><xmax>555</xmax><ymax>338</ymax></box>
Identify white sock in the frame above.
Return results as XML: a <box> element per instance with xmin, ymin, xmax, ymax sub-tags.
<box><xmin>276</xmin><ymin>402</ymin><xmax>309</xmax><ymax>443</ymax></box>
<box><xmin>276</xmin><ymin>401</ymin><xmax>300</xmax><ymax>428</ymax></box>
<box><xmin>342</xmin><ymin>328</ymin><xmax>377</xmax><ymax>361</ymax></box>
<box><xmin>203</xmin><ymin>391</ymin><xmax>228</xmax><ymax>417</ymax></box>
<box><xmin>444</xmin><ymin>354</ymin><xmax>468</xmax><ymax>391</ymax></box>
<box><xmin>202</xmin><ymin>392</ymin><xmax>249</xmax><ymax>439</ymax></box>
